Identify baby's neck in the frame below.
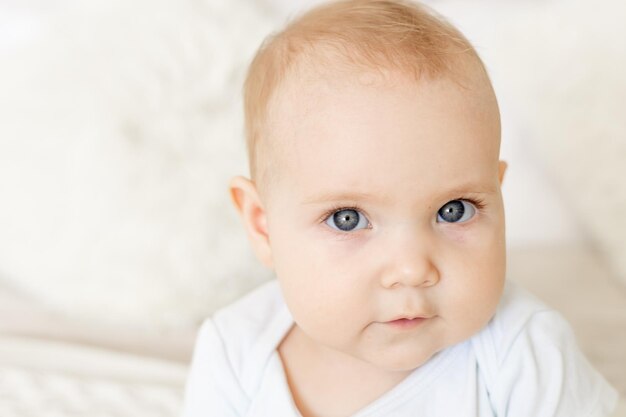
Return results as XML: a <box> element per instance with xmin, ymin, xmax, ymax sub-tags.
<box><xmin>277</xmin><ymin>325</ymin><xmax>412</xmax><ymax>417</ymax></box>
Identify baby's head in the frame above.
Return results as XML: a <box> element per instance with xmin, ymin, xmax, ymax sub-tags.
<box><xmin>231</xmin><ymin>0</ymin><xmax>507</xmax><ymax>372</ymax></box>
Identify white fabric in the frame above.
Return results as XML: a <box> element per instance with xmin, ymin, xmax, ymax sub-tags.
<box><xmin>182</xmin><ymin>280</ymin><xmax>618</xmax><ymax>417</ymax></box>
<box><xmin>0</xmin><ymin>335</ymin><xmax>187</xmax><ymax>417</ymax></box>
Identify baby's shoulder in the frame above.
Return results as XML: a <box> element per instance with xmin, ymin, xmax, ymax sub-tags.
<box><xmin>481</xmin><ymin>282</ymin><xmax>556</xmax><ymax>352</ymax></box>
<box><xmin>197</xmin><ymin>279</ymin><xmax>292</xmax><ymax>391</ymax></box>
<box><xmin>470</xmin><ymin>281</ymin><xmax>618</xmax><ymax>416</ymax></box>
<box><xmin>472</xmin><ymin>281</ymin><xmax>572</xmax><ymax>367</ymax></box>
<box><xmin>211</xmin><ymin>278</ymin><xmax>287</xmax><ymax>344</ymax></box>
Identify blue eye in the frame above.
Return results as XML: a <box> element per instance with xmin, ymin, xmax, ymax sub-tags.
<box><xmin>325</xmin><ymin>208</ymin><xmax>369</xmax><ymax>232</ymax></box>
<box><xmin>437</xmin><ymin>200</ymin><xmax>476</xmax><ymax>223</ymax></box>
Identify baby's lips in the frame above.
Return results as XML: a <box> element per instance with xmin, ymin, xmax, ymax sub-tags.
<box><xmin>385</xmin><ymin>313</ymin><xmax>432</xmax><ymax>322</ymax></box>
<box><xmin>384</xmin><ymin>316</ymin><xmax>429</xmax><ymax>330</ymax></box>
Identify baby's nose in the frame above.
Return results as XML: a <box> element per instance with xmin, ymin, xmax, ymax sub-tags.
<box><xmin>379</xmin><ymin>229</ymin><xmax>440</xmax><ymax>289</ymax></box>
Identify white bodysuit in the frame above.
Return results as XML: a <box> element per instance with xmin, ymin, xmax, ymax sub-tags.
<box><xmin>182</xmin><ymin>280</ymin><xmax>618</xmax><ymax>417</ymax></box>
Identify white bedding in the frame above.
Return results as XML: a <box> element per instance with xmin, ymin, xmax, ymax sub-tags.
<box><xmin>0</xmin><ymin>336</ymin><xmax>186</xmax><ymax>417</ymax></box>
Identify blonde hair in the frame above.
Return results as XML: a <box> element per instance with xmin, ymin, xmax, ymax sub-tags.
<box><xmin>244</xmin><ymin>0</ymin><xmax>486</xmax><ymax>187</ymax></box>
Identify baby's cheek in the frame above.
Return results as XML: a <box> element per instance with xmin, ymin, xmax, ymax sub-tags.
<box><xmin>445</xmin><ymin>267</ymin><xmax>503</xmax><ymax>332</ymax></box>
<box><xmin>289</xmin><ymin>297</ymin><xmax>359</xmax><ymax>350</ymax></box>
<box><xmin>440</xmin><ymin>221</ymin><xmax>505</xmax><ymax>273</ymax></box>
<box><xmin>438</xmin><ymin>219</ymin><xmax>492</xmax><ymax>246</ymax></box>
<box><xmin>291</xmin><ymin>264</ymin><xmax>369</xmax><ymax>342</ymax></box>
<box><xmin>437</xmin><ymin>240</ymin><xmax>504</xmax><ymax>317</ymax></box>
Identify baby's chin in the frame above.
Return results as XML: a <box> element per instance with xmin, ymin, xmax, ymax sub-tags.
<box><xmin>358</xmin><ymin>344</ymin><xmax>444</xmax><ymax>374</ymax></box>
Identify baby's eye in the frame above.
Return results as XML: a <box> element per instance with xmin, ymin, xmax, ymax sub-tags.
<box><xmin>325</xmin><ymin>208</ymin><xmax>369</xmax><ymax>232</ymax></box>
<box><xmin>436</xmin><ymin>200</ymin><xmax>476</xmax><ymax>223</ymax></box>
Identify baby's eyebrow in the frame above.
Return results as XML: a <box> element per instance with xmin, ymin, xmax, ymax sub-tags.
<box><xmin>302</xmin><ymin>183</ymin><xmax>498</xmax><ymax>205</ymax></box>
<box><xmin>302</xmin><ymin>191</ymin><xmax>386</xmax><ymax>205</ymax></box>
<box><xmin>442</xmin><ymin>183</ymin><xmax>499</xmax><ymax>198</ymax></box>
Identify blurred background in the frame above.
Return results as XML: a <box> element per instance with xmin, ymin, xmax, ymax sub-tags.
<box><xmin>1</xmin><ymin>0</ymin><xmax>625</xmax><ymax>415</ymax></box>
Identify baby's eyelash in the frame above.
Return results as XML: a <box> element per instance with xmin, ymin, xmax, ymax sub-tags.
<box><xmin>459</xmin><ymin>196</ymin><xmax>486</xmax><ymax>211</ymax></box>
<box><xmin>318</xmin><ymin>204</ymin><xmax>365</xmax><ymax>224</ymax></box>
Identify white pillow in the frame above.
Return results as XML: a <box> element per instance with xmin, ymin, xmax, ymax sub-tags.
<box><xmin>0</xmin><ymin>0</ymin><xmax>277</xmax><ymax>328</ymax></box>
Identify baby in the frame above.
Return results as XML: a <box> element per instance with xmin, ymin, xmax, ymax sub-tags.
<box><xmin>182</xmin><ymin>0</ymin><xmax>618</xmax><ymax>416</ymax></box>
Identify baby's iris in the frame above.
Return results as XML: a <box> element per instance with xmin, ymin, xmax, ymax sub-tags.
<box><xmin>437</xmin><ymin>200</ymin><xmax>476</xmax><ymax>223</ymax></box>
<box><xmin>326</xmin><ymin>209</ymin><xmax>368</xmax><ymax>232</ymax></box>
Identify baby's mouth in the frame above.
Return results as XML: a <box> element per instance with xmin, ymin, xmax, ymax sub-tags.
<box><xmin>385</xmin><ymin>316</ymin><xmax>429</xmax><ymax>330</ymax></box>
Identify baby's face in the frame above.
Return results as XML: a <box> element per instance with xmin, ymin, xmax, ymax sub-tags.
<box><xmin>262</xmin><ymin>69</ymin><xmax>506</xmax><ymax>372</ymax></box>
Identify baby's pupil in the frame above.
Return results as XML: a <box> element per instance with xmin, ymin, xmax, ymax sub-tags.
<box><xmin>333</xmin><ymin>209</ymin><xmax>359</xmax><ymax>231</ymax></box>
<box><xmin>439</xmin><ymin>200</ymin><xmax>464</xmax><ymax>222</ymax></box>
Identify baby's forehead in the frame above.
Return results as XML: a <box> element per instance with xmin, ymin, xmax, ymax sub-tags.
<box><xmin>267</xmin><ymin>61</ymin><xmax>496</xmax><ymax>143</ymax></box>
<box><xmin>257</xmin><ymin>65</ymin><xmax>500</xmax><ymax>199</ymax></box>
<box><xmin>266</xmin><ymin>66</ymin><xmax>414</xmax><ymax>144</ymax></box>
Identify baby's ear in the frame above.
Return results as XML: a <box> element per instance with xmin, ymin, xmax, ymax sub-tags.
<box><xmin>498</xmin><ymin>160</ymin><xmax>508</xmax><ymax>185</ymax></box>
<box><xmin>229</xmin><ymin>176</ymin><xmax>273</xmax><ymax>268</ymax></box>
